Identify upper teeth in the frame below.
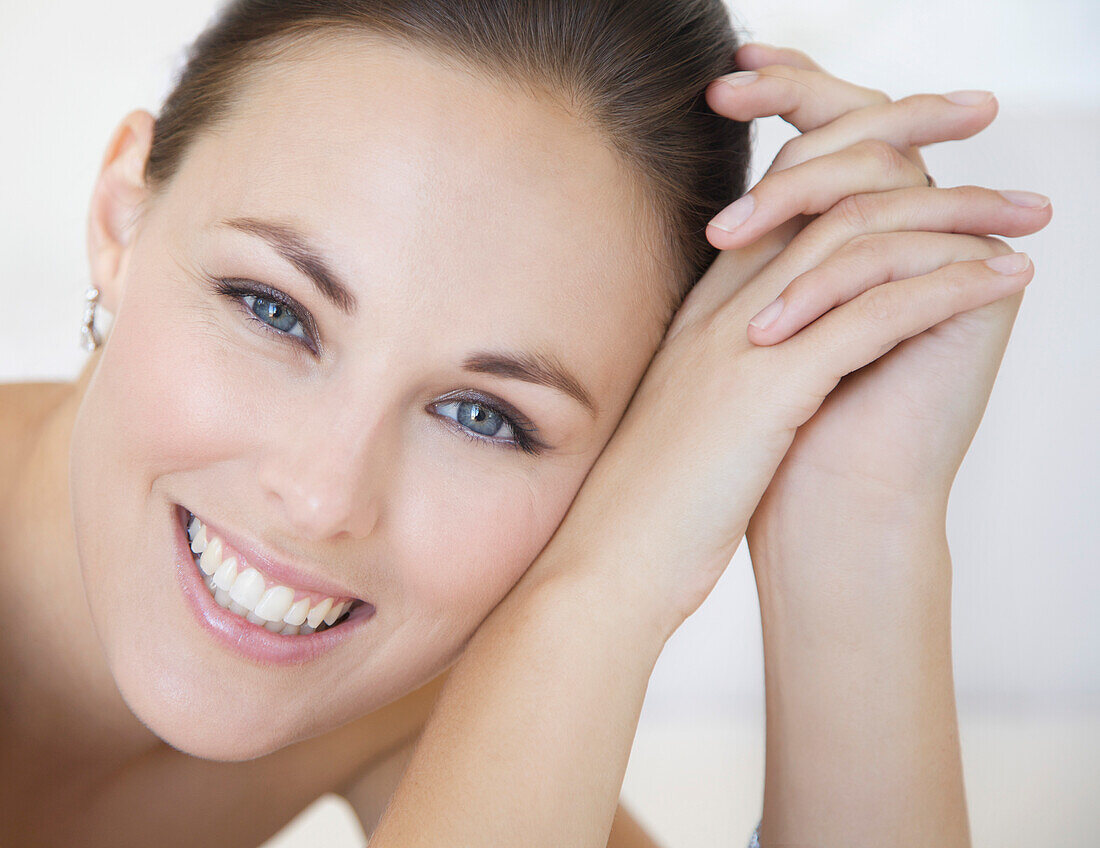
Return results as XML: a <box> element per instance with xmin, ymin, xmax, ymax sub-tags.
<box><xmin>187</xmin><ymin>513</ymin><xmax>357</xmax><ymax>635</ymax></box>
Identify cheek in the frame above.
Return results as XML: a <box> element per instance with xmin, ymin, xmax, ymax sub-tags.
<box><xmin>91</xmin><ymin>266</ymin><xmax>273</xmax><ymax>479</ymax></box>
<box><xmin>395</xmin><ymin>456</ymin><xmax>580</xmax><ymax>644</ymax></box>
<box><xmin>70</xmin><ymin>254</ymin><xmax>279</xmax><ymax>631</ymax></box>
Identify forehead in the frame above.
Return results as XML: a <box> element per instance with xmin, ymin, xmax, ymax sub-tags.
<box><xmin>166</xmin><ymin>33</ymin><xmax>668</xmax><ymax>387</ymax></box>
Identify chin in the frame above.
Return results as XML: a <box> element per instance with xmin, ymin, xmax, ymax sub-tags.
<box><xmin>105</xmin><ymin>653</ymin><xmax>307</xmax><ymax>761</ymax></box>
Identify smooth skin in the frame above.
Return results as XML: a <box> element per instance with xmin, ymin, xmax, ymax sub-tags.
<box><xmin>721</xmin><ymin>44</ymin><xmax>1052</xmax><ymax>846</ymax></box>
<box><xmin>366</xmin><ymin>44</ymin><xmax>1052</xmax><ymax>848</ymax></box>
<box><xmin>0</xmin><ymin>38</ymin><xmax>1051</xmax><ymax>848</ymax></box>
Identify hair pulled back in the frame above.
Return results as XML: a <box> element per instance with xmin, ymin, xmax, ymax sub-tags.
<box><xmin>145</xmin><ymin>0</ymin><xmax>752</xmax><ymax>317</ymax></box>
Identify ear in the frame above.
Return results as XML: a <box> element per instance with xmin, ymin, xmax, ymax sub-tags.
<box><xmin>86</xmin><ymin>109</ymin><xmax>156</xmax><ymax>314</ymax></box>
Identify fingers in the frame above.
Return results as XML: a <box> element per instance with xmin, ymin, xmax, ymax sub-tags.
<box><xmin>782</xmin><ymin>250</ymin><xmax>1035</xmax><ymax>391</ymax></box>
<box><xmin>740</xmin><ymin>184</ymin><xmax>1053</xmax><ymax>343</ymax></box>
<box><xmin>707</xmin><ymin>138</ymin><xmax>930</xmax><ymax>248</ymax></box>
<box><xmin>705</xmin><ymin>63</ymin><xmax>890</xmax><ymax>133</ymax></box>
<box><xmin>763</xmin><ymin>91</ymin><xmax>997</xmax><ymax>177</ymax></box>
<box><xmin>782</xmin><ymin>183</ymin><xmax>1053</xmax><ymax>270</ymax></box>
<box><xmin>746</xmin><ymin>231</ymin><xmax>1012</xmax><ymax>343</ymax></box>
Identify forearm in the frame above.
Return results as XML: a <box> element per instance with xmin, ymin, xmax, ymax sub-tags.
<box><xmin>368</xmin><ymin>553</ymin><xmax>667</xmax><ymax>848</ymax></box>
<box><xmin>748</xmin><ymin>508</ymin><xmax>969</xmax><ymax>847</ymax></box>
<box><xmin>349</xmin><ymin>731</ymin><xmax>666</xmax><ymax>847</ymax></box>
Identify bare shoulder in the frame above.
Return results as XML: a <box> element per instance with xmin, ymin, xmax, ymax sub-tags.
<box><xmin>0</xmin><ymin>380</ymin><xmax>73</xmax><ymax>488</ymax></box>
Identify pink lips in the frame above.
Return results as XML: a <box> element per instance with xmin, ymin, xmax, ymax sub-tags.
<box><xmin>185</xmin><ymin>508</ymin><xmax>364</xmax><ymax>603</ymax></box>
<box><xmin>173</xmin><ymin>503</ymin><xmax>376</xmax><ymax>665</ymax></box>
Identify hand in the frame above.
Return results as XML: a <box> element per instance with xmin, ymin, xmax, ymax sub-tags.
<box><xmin>680</xmin><ymin>41</ymin><xmax>948</xmax><ymax>320</ymax></box>
<box><xmin>682</xmin><ymin>42</ymin><xmax>994</xmax><ymax>321</ymax></box>
<box><xmin>528</xmin><ymin>92</ymin><xmax>1042</xmax><ymax>641</ymax></box>
<box><xmin>713</xmin><ymin>52</ymin><xmax>1054</xmax><ymax>590</ymax></box>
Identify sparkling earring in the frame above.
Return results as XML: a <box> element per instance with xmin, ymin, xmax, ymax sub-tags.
<box><xmin>80</xmin><ymin>285</ymin><xmax>103</xmax><ymax>352</ymax></box>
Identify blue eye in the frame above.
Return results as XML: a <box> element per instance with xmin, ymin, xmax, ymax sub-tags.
<box><xmin>208</xmin><ymin>276</ymin><xmax>317</xmax><ymax>352</ymax></box>
<box><xmin>206</xmin><ymin>275</ymin><xmax>545</xmax><ymax>456</ymax></box>
<box><xmin>434</xmin><ymin>397</ymin><xmax>543</xmax><ymax>456</ymax></box>
<box><xmin>242</xmin><ymin>293</ymin><xmax>307</xmax><ymax>340</ymax></box>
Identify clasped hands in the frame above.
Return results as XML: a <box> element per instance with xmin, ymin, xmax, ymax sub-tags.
<box><xmin>530</xmin><ymin>41</ymin><xmax>1052</xmax><ymax>641</ymax></box>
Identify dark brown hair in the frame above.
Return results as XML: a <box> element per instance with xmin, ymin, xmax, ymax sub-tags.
<box><xmin>145</xmin><ymin>0</ymin><xmax>752</xmax><ymax>320</ymax></box>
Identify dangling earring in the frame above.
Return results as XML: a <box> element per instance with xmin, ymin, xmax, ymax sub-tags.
<box><xmin>80</xmin><ymin>285</ymin><xmax>103</xmax><ymax>352</ymax></box>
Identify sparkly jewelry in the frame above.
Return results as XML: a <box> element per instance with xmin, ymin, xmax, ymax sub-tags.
<box><xmin>747</xmin><ymin>820</ymin><xmax>761</xmax><ymax>848</ymax></box>
<box><xmin>80</xmin><ymin>285</ymin><xmax>103</xmax><ymax>352</ymax></box>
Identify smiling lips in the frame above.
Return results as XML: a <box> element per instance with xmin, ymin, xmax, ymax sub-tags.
<box><xmin>185</xmin><ymin>511</ymin><xmax>362</xmax><ymax>635</ymax></box>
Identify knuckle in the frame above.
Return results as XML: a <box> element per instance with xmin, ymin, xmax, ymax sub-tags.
<box><xmin>856</xmin><ymin>137</ymin><xmax>907</xmax><ymax>176</ymax></box>
<box><xmin>856</xmin><ymin>285</ymin><xmax>893</xmax><ymax>323</ymax></box>
<box><xmin>843</xmin><ymin>232</ymin><xmax>885</xmax><ymax>265</ymax></box>
<box><xmin>894</xmin><ymin>92</ymin><xmax>924</xmax><ymax>107</ymax></box>
<box><xmin>948</xmin><ymin>183</ymin><xmax>986</xmax><ymax>201</ymax></box>
<box><xmin>783</xmin><ymin>268</ymin><xmax>813</xmax><ymax>299</ymax></box>
<box><xmin>942</xmin><ymin>262</ymin><xmax>975</xmax><ymax>299</ymax></box>
<box><xmin>832</xmin><ymin>192</ymin><xmax>879</xmax><ymax>232</ymax></box>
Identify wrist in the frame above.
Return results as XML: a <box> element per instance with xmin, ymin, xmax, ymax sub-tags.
<box><xmin>749</xmin><ymin>496</ymin><xmax>950</xmax><ymax>618</ymax></box>
<box><xmin>517</xmin><ymin>539</ymin><xmax>672</xmax><ymax>666</ymax></box>
<box><xmin>749</xmin><ymin>473</ymin><xmax>949</xmax><ymax>556</ymax></box>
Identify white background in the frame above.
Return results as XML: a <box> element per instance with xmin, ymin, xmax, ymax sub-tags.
<box><xmin>2</xmin><ymin>0</ymin><xmax>1097</xmax><ymax>845</ymax></box>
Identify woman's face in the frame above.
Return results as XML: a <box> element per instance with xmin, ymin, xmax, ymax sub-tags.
<box><xmin>70</xmin><ymin>34</ymin><xmax>672</xmax><ymax>760</ymax></box>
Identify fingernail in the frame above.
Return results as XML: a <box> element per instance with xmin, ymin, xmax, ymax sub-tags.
<box><xmin>721</xmin><ymin>71</ymin><xmax>759</xmax><ymax>88</ymax></box>
<box><xmin>984</xmin><ymin>252</ymin><xmax>1030</xmax><ymax>274</ymax></box>
<box><xmin>998</xmin><ymin>189</ymin><xmax>1051</xmax><ymax>208</ymax></box>
<box><xmin>944</xmin><ymin>89</ymin><xmax>994</xmax><ymax>106</ymax></box>
<box><xmin>708</xmin><ymin>195</ymin><xmax>756</xmax><ymax>233</ymax></box>
<box><xmin>749</xmin><ymin>296</ymin><xmax>784</xmax><ymax>330</ymax></box>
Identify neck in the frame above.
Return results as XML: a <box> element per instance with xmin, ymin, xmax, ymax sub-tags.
<box><xmin>1</xmin><ymin>352</ymin><xmax>167</xmax><ymax>793</ymax></box>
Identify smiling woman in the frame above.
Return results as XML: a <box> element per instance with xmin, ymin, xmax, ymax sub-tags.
<box><xmin>0</xmin><ymin>0</ymin><xmax>752</xmax><ymax>844</ymax></box>
<box><xmin>69</xmin><ymin>24</ymin><xmax>695</xmax><ymax>760</ymax></box>
<box><xmin>0</xmin><ymin>0</ymin><xmax>1054</xmax><ymax>846</ymax></box>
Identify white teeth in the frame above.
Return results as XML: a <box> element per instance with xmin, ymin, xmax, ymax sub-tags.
<box><xmin>198</xmin><ymin>536</ymin><xmax>223</xmax><ymax>576</ymax></box>
<box><xmin>324</xmin><ymin>599</ymin><xmax>352</xmax><ymax>626</ymax></box>
<box><xmin>190</xmin><ymin>524</ymin><xmax>207</xmax><ymax>555</ymax></box>
<box><xmin>212</xmin><ymin>555</ymin><xmax>239</xmax><ymax>591</ymax></box>
<box><xmin>185</xmin><ymin>511</ymin><xmax>364</xmax><ymax>636</ymax></box>
<box><xmin>254</xmin><ymin>585</ymin><xmax>295</xmax><ymax>622</ymax></box>
<box><xmin>229</xmin><ymin>567</ymin><xmax>266</xmax><ymax>609</ymax></box>
<box><xmin>306</xmin><ymin>597</ymin><xmax>334</xmax><ymax>629</ymax></box>
<box><xmin>283</xmin><ymin>597</ymin><xmax>310</xmax><ymax>626</ymax></box>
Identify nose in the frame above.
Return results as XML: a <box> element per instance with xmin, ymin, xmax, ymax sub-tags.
<box><xmin>256</xmin><ymin>395</ymin><xmax>389</xmax><ymax>542</ymax></box>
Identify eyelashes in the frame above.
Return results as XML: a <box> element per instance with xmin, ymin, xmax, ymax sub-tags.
<box><xmin>433</xmin><ymin>396</ymin><xmax>543</xmax><ymax>456</ymax></box>
<box><xmin>205</xmin><ymin>275</ymin><xmax>545</xmax><ymax>456</ymax></box>
<box><xmin>208</xmin><ymin>276</ymin><xmax>318</xmax><ymax>354</ymax></box>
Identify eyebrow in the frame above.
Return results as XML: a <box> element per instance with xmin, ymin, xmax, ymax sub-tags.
<box><xmin>216</xmin><ymin>216</ymin><xmax>599</xmax><ymax>419</ymax></box>
<box><xmin>463</xmin><ymin>350</ymin><xmax>599</xmax><ymax>419</ymax></box>
<box><xmin>218</xmin><ymin>216</ymin><xmax>360</xmax><ymax>314</ymax></box>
